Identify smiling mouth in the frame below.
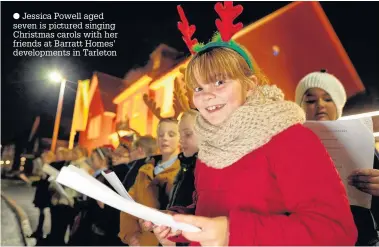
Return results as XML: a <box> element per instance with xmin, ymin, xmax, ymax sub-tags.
<box><xmin>316</xmin><ymin>112</ymin><xmax>328</xmax><ymax>119</ymax></box>
<box><xmin>316</xmin><ymin>112</ymin><xmax>327</xmax><ymax>116</ymax></box>
<box><xmin>205</xmin><ymin>104</ymin><xmax>225</xmax><ymax>113</ymax></box>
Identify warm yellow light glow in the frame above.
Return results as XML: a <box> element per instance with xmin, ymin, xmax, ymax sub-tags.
<box><xmin>109</xmin><ymin>130</ymin><xmax>135</xmax><ymax>148</ymax></box>
<box><xmin>88</xmin><ymin>75</ymin><xmax>99</xmax><ymax>105</ymax></box>
<box><xmin>5</xmin><ymin>160</ymin><xmax>10</xmax><ymax>165</ymax></box>
<box><xmin>0</xmin><ymin>161</ymin><xmax>4</xmax><ymax>165</ymax></box>
<box><xmin>149</xmin><ymin>60</ymin><xmax>189</xmax><ymax>118</ymax></box>
<box><xmin>49</xmin><ymin>71</ymin><xmax>64</xmax><ymax>83</ymax></box>
<box><xmin>130</xmin><ymin>94</ymin><xmax>147</xmax><ymax>135</ymax></box>
<box><xmin>113</xmin><ymin>75</ymin><xmax>152</xmax><ymax>104</ymax></box>
<box><xmin>340</xmin><ymin>111</ymin><xmax>379</xmax><ymax>120</ymax></box>
<box><xmin>20</xmin><ymin>157</ymin><xmax>26</xmax><ymax>162</ymax></box>
<box><xmin>150</xmin><ymin>74</ymin><xmax>176</xmax><ymax>117</ymax></box>
<box><xmin>104</xmin><ymin>112</ymin><xmax>116</xmax><ymax>117</ymax></box>
<box><xmin>79</xmin><ymin>80</ymin><xmax>90</xmax><ymax>129</ymax></box>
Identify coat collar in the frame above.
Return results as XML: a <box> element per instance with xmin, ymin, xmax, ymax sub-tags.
<box><xmin>139</xmin><ymin>157</ymin><xmax>180</xmax><ymax>179</ymax></box>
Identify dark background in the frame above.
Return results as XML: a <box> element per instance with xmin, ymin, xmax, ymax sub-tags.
<box><xmin>2</xmin><ymin>1</ymin><xmax>379</xmax><ymax>143</ymax></box>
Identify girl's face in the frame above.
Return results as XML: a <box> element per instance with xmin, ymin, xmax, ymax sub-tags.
<box><xmin>301</xmin><ymin>88</ymin><xmax>338</xmax><ymax>121</ymax></box>
<box><xmin>193</xmin><ymin>78</ymin><xmax>246</xmax><ymax>125</ymax></box>
<box><xmin>157</xmin><ymin>121</ymin><xmax>180</xmax><ymax>156</ymax></box>
<box><xmin>55</xmin><ymin>150</ymin><xmax>66</xmax><ymax>161</ymax></box>
<box><xmin>90</xmin><ymin>152</ymin><xmax>106</xmax><ymax>170</ymax></box>
<box><xmin>112</xmin><ymin>145</ymin><xmax>130</xmax><ymax>165</ymax></box>
<box><xmin>179</xmin><ymin>115</ymin><xmax>199</xmax><ymax>157</ymax></box>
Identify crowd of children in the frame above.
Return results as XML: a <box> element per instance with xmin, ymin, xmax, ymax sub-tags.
<box><xmin>22</xmin><ymin>1</ymin><xmax>379</xmax><ymax>246</ymax></box>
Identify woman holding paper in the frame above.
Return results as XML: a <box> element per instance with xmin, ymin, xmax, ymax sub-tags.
<box><xmin>295</xmin><ymin>69</ymin><xmax>379</xmax><ymax>245</ymax></box>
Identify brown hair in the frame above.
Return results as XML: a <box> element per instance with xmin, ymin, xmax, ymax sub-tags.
<box><xmin>133</xmin><ymin>135</ymin><xmax>158</xmax><ymax>157</ymax></box>
<box><xmin>157</xmin><ymin>118</ymin><xmax>179</xmax><ymax>131</ymax></box>
<box><xmin>185</xmin><ymin>47</ymin><xmax>269</xmax><ymax>93</ymax></box>
<box><xmin>179</xmin><ymin>109</ymin><xmax>198</xmax><ymax>122</ymax></box>
<box><xmin>74</xmin><ymin>145</ymin><xmax>88</xmax><ymax>157</ymax></box>
<box><xmin>92</xmin><ymin>146</ymin><xmax>113</xmax><ymax>168</ymax></box>
<box><xmin>41</xmin><ymin>150</ymin><xmax>56</xmax><ymax>164</ymax></box>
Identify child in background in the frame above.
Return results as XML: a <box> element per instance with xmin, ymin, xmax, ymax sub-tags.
<box><xmin>121</xmin><ymin>135</ymin><xmax>158</xmax><ymax>191</ymax></box>
<box><xmin>295</xmin><ymin>70</ymin><xmax>379</xmax><ymax>245</ymax></box>
<box><xmin>141</xmin><ymin>110</ymin><xmax>200</xmax><ymax>246</ymax></box>
<box><xmin>119</xmin><ymin>118</ymin><xmax>181</xmax><ymax>246</ymax></box>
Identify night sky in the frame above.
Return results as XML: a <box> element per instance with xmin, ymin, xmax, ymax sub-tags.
<box><xmin>1</xmin><ymin>1</ymin><xmax>379</xmax><ymax>143</ymax></box>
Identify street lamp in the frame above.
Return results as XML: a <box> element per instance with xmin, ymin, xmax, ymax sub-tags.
<box><xmin>49</xmin><ymin>71</ymin><xmax>67</xmax><ymax>152</ymax></box>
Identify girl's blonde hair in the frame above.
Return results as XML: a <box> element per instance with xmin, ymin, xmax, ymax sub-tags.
<box><xmin>179</xmin><ymin>109</ymin><xmax>198</xmax><ymax>122</ymax></box>
<box><xmin>41</xmin><ymin>150</ymin><xmax>56</xmax><ymax>163</ymax></box>
<box><xmin>185</xmin><ymin>47</ymin><xmax>269</xmax><ymax>92</ymax></box>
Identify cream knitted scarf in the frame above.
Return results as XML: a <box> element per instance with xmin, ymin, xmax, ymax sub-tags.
<box><xmin>194</xmin><ymin>85</ymin><xmax>306</xmax><ymax>169</ymax></box>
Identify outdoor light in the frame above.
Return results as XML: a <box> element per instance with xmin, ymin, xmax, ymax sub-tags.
<box><xmin>49</xmin><ymin>71</ymin><xmax>64</xmax><ymax>83</ymax></box>
<box><xmin>20</xmin><ymin>157</ymin><xmax>26</xmax><ymax>162</ymax></box>
<box><xmin>5</xmin><ymin>160</ymin><xmax>10</xmax><ymax>165</ymax></box>
<box><xmin>0</xmin><ymin>160</ymin><xmax>4</xmax><ymax>165</ymax></box>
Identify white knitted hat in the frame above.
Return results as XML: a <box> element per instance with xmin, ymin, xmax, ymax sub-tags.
<box><xmin>295</xmin><ymin>70</ymin><xmax>347</xmax><ymax>118</ymax></box>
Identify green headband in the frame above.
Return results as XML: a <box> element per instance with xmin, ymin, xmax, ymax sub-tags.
<box><xmin>192</xmin><ymin>33</ymin><xmax>254</xmax><ymax>71</ymax></box>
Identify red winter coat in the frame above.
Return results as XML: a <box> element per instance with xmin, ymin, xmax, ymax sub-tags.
<box><xmin>192</xmin><ymin>124</ymin><xmax>357</xmax><ymax>246</ymax></box>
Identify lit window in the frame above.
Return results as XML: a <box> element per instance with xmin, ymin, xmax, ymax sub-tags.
<box><xmin>87</xmin><ymin>115</ymin><xmax>102</xmax><ymax>139</ymax></box>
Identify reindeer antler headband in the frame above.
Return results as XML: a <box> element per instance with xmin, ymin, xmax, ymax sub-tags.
<box><xmin>177</xmin><ymin>2</ymin><xmax>254</xmax><ymax>70</ymax></box>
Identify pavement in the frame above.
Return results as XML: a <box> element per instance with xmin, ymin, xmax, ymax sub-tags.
<box><xmin>1</xmin><ymin>197</ymin><xmax>24</xmax><ymax>246</ymax></box>
<box><xmin>1</xmin><ymin>178</ymin><xmax>51</xmax><ymax>246</ymax></box>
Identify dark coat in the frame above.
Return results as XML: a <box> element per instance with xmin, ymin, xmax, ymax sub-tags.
<box><xmin>32</xmin><ymin>177</ymin><xmax>51</xmax><ymax>208</ymax></box>
<box><xmin>32</xmin><ymin>160</ymin><xmax>66</xmax><ymax>208</ymax></box>
<box><xmin>122</xmin><ymin>156</ymin><xmax>161</xmax><ymax>191</ymax></box>
<box><xmin>167</xmin><ymin>152</ymin><xmax>197</xmax><ymax>209</ymax></box>
<box><xmin>110</xmin><ymin>163</ymin><xmax>131</xmax><ymax>182</ymax></box>
<box><xmin>69</xmin><ymin>172</ymin><xmax>124</xmax><ymax>246</ymax></box>
<box><xmin>352</xmin><ymin>152</ymin><xmax>379</xmax><ymax>246</ymax></box>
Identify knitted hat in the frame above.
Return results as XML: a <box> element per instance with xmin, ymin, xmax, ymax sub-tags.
<box><xmin>295</xmin><ymin>69</ymin><xmax>347</xmax><ymax>118</ymax></box>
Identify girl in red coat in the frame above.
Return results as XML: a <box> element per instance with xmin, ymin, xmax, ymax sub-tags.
<box><xmin>160</xmin><ymin>2</ymin><xmax>358</xmax><ymax>246</ymax></box>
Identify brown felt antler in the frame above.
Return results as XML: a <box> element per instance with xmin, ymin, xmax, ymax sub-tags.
<box><xmin>215</xmin><ymin>1</ymin><xmax>244</xmax><ymax>41</ymax></box>
<box><xmin>172</xmin><ymin>75</ymin><xmax>191</xmax><ymax>119</ymax></box>
<box><xmin>179</xmin><ymin>66</ymin><xmax>196</xmax><ymax>110</ymax></box>
<box><xmin>177</xmin><ymin>5</ymin><xmax>198</xmax><ymax>54</ymax></box>
<box><xmin>143</xmin><ymin>94</ymin><xmax>163</xmax><ymax>120</ymax></box>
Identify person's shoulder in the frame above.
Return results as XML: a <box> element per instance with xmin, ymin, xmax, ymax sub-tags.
<box><xmin>113</xmin><ymin>163</ymin><xmax>129</xmax><ymax>172</ymax></box>
<box><xmin>271</xmin><ymin>123</ymin><xmax>319</xmax><ymax>145</ymax></box>
<box><xmin>129</xmin><ymin>155</ymin><xmax>159</xmax><ymax>172</ymax></box>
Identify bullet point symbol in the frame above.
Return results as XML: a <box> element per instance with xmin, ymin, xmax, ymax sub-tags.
<box><xmin>13</xmin><ymin>13</ymin><xmax>20</xmax><ymax>19</ymax></box>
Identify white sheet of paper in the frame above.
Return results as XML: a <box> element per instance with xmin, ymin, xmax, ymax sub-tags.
<box><xmin>101</xmin><ymin>170</ymin><xmax>135</xmax><ymax>202</ymax></box>
<box><xmin>56</xmin><ymin>165</ymin><xmax>200</xmax><ymax>233</ymax></box>
<box><xmin>357</xmin><ymin>117</ymin><xmax>374</xmax><ymax>133</ymax></box>
<box><xmin>304</xmin><ymin>118</ymin><xmax>375</xmax><ymax>209</ymax></box>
